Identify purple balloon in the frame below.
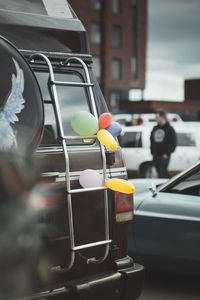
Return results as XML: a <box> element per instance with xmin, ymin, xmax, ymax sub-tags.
<box><xmin>106</xmin><ymin>122</ymin><xmax>122</xmax><ymax>137</ymax></box>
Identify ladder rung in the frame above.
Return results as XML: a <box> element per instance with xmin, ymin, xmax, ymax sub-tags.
<box><xmin>73</xmin><ymin>240</ymin><xmax>112</xmax><ymax>251</ymax></box>
<box><xmin>69</xmin><ymin>186</ymin><xmax>106</xmax><ymax>194</ymax></box>
<box><xmin>41</xmin><ymin>172</ymin><xmax>59</xmax><ymax>178</ymax></box>
<box><xmin>51</xmin><ymin>80</ymin><xmax>94</xmax><ymax>87</ymax></box>
<box><xmin>63</xmin><ymin>135</ymin><xmax>96</xmax><ymax>140</ymax></box>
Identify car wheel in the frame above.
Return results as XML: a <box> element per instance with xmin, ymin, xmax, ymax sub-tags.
<box><xmin>140</xmin><ymin>163</ymin><xmax>158</xmax><ymax>178</ymax></box>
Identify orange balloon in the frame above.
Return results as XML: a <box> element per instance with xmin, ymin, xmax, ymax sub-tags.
<box><xmin>105</xmin><ymin>178</ymin><xmax>135</xmax><ymax>194</ymax></box>
<box><xmin>98</xmin><ymin>113</ymin><xmax>112</xmax><ymax>129</ymax></box>
<box><xmin>97</xmin><ymin>129</ymin><xmax>118</xmax><ymax>151</ymax></box>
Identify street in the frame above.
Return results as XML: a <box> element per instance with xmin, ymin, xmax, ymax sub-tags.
<box><xmin>140</xmin><ymin>271</ymin><xmax>200</xmax><ymax>300</ymax></box>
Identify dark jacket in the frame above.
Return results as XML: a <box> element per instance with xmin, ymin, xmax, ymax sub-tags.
<box><xmin>150</xmin><ymin>122</ymin><xmax>177</xmax><ymax>157</ymax></box>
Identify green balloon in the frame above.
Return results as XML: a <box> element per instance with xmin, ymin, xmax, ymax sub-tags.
<box><xmin>71</xmin><ymin>111</ymin><xmax>99</xmax><ymax>136</ymax></box>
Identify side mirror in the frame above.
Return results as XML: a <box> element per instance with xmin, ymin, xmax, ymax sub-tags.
<box><xmin>149</xmin><ymin>182</ymin><xmax>157</xmax><ymax>197</ymax></box>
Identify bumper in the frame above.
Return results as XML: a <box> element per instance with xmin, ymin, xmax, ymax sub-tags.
<box><xmin>22</xmin><ymin>259</ymin><xmax>144</xmax><ymax>300</ymax></box>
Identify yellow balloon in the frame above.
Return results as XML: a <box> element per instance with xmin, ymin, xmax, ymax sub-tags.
<box><xmin>105</xmin><ymin>178</ymin><xmax>135</xmax><ymax>194</ymax></box>
<box><xmin>97</xmin><ymin>129</ymin><xmax>118</xmax><ymax>151</ymax></box>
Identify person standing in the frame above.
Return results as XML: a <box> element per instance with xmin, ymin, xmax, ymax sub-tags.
<box><xmin>150</xmin><ymin>109</ymin><xmax>177</xmax><ymax>178</ymax></box>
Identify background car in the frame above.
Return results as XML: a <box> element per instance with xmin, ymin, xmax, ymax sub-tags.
<box><xmin>119</xmin><ymin>123</ymin><xmax>200</xmax><ymax>178</ymax></box>
<box><xmin>128</xmin><ymin>162</ymin><xmax>200</xmax><ymax>274</ymax></box>
<box><xmin>113</xmin><ymin>113</ymin><xmax>183</xmax><ymax>126</ymax></box>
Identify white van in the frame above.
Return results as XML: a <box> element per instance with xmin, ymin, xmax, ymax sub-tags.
<box><xmin>119</xmin><ymin>123</ymin><xmax>200</xmax><ymax>177</ymax></box>
<box><xmin>113</xmin><ymin>113</ymin><xmax>183</xmax><ymax>126</ymax></box>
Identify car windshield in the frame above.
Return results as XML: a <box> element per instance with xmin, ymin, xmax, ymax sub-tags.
<box><xmin>158</xmin><ymin>162</ymin><xmax>200</xmax><ymax>193</ymax></box>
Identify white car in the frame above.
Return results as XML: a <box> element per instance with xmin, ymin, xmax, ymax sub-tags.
<box><xmin>113</xmin><ymin>113</ymin><xmax>183</xmax><ymax>125</ymax></box>
<box><xmin>119</xmin><ymin>123</ymin><xmax>200</xmax><ymax>178</ymax></box>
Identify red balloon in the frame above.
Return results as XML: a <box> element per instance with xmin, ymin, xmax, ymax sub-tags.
<box><xmin>98</xmin><ymin>113</ymin><xmax>112</xmax><ymax>129</ymax></box>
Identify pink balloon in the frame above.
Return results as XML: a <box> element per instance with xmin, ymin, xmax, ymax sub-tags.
<box><xmin>79</xmin><ymin>169</ymin><xmax>103</xmax><ymax>188</ymax></box>
<box><xmin>98</xmin><ymin>113</ymin><xmax>112</xmax><ymax>129</ymax></box>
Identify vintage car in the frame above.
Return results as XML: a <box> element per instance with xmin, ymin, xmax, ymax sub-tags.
<box><xmin>128</xmin><ymin>161</ymin><xmax>200</xmax><ymax>274</ymax></box>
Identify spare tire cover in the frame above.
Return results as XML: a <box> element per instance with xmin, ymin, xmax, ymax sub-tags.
<box><xmin>0</xmin><ymin>36</ymin><xmax>44</xmax><ymax>154</ymax></box>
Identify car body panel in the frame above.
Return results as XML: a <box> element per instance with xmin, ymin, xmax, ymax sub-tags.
<box><xmin>128</xmin><ymin>162</ymin><xmax>200</xmax><ymax>274</ymax></box>
<box><xmin>130</xmin><ymin>178</ymin><xmax>167</xmax><ymax>200</ymax></box>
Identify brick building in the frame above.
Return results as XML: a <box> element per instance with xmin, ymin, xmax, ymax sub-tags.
<box><xmin>68</xmin><ymin>0</ymin><xmax>147</xmax><ymax>112</ymax></box>
<box><xmin>185</xmin><ymin>79</ymin><xmax>200</xmax><ymax>102</ymax></box>
<box><xmin>120</xmin><ymin>99</ymin><xmax>200</xmax><ymax>121</ymax></box>
<box><xmin>119</xmin><ymin>77</ymin><xmax>200</xmax><ymax>121</ymax></box>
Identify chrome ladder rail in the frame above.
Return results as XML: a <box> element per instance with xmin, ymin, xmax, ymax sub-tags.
<box><xmin>29</xmin><ymin>54</ymin><xmax>111</xmax><ymax>272</ymax></box>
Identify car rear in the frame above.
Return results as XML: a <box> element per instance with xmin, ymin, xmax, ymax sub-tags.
<box><xmin>29</xmin><ymin>51</ymin><xmax>144</xmax><ymax>300</ymax></box>
<box><xmin>0</xmin><ymin>1</ymin><xmax>144</xmax><ymax>299</ymax></box>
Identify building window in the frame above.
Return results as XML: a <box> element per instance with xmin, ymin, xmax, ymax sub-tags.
<box><xmin>109</xmin><ymin>91</ymin><xmax>120</xmax><ymax>113</ymax></box>
<box><xmin>111</xmin><ymin>58</ymin><xmax>121</xmax><ymax>80</ymax></box>
<box><xmin>131</xmin><ymin>57</ymin><xmax>137</xmax><ymax>78</ymax></box>
<box><xmin>111</xmin><ymin>25</ymin><xmax>122</xmax><ymax>48</ymax></box>
<box><xmin>112</xmin><ymin>0</ymin><xmax>121</xmax><ymax>14</ymax></box>
<box><xmin>93</xmin><ymin>56</ymin><xmax>101</xmax><ymax>81</ymax></box>
<box><xmin>131</xmin><ymin>0</ymin><xmax>138</xmax><ymax>79</ymax></box>
<box><xmin>90</xmin><ymin>22</ymin><xmax>101</xmax><ymax>44</ymax></box>
<box><xmin>91</xmin><ymin>0</ymin><xmax>101</xmax><ymax>10</ymax></box>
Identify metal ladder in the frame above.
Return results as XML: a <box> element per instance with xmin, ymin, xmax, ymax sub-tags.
<box><xmin>29</xmin><ymin>54</ymin><xmax>112</xmax><ymax>273</ymax></box>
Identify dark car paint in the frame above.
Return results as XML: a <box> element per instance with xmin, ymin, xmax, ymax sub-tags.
<box><xmin>0</xmin><ymin>1</ymin><xmax>144</xmax><ymax>299</ymax></box>
<box><xmin>128</xmin><ymin>162</ymin><xmax>200</xmax><ymax>274</ymax></box>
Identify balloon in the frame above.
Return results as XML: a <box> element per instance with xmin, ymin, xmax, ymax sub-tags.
<box><xmin>99</xmin><ymin>113</ymin><xmax>112</xmax><ymax>129</ymax></box>
<box><xmin>105</xmin><ymin>178</ymin><xmax>135</xmax><ymax>194</ymax></box>
<box><xmin>79</xmin><ymin>169</ymin><xmax>103</xmax><ymax>188</ymax></box>
<box><xmin>71</xmin><ymin>111</ymin><xmax>98</xmax><ymax>136</ymax></box>
<box><xmin>106</xmin><ymin>121</ymin><xmax>122</xmax><ymax>137</ymax></box>
<box><xmin>97</xmin><ymin>129</ymin><xmax>118</xmax><ymax>151</ymax></box>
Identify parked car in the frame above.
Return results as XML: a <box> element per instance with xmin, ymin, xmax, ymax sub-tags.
<box><xmin>0</xmin><ymin>1</ymin><xmax>144</xmax><ymax>299</ymax></box>
<box><xmin>128</xmin><ymin>161</ymin><xmax>200</xmax><ymax>274</ymax></box>
<box><xmin>113</xmin><ymin>113</ymin><xmax>183</xmax><ymax>126</ymax></box>
<box><xmin>119</xmin><ymin>123</ymin><xmax>200</xmax><ymax>177</ymax></box>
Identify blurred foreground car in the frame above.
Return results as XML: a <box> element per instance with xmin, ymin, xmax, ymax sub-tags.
<box><xmin>128</xmin><ymin>162</ymin><xmax>200</xmax><ymax>274</ymax></box>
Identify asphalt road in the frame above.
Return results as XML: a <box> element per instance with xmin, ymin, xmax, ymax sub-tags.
<box><xmin>139</xmin><ymin>271</ymin><xmax>200</xmax><ymax>300</ymax></box>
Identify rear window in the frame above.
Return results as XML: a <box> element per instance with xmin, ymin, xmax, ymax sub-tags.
<box><xmin>116</xmin><ymin>119</ymin><xmax>129</xmax><ymax>125</ymax></box>
<box><xmin>177</xmin><ymin>132</ymin><xmax>196</xmax><ymax>147</ymax></box>
<box><xmin>35</xmin><ymin>70</ymin><xmax>91</xmax><ymax>146</ymax></box>
<box><xmin>119</xmin><ymin>132</ymin><xmax>142</xmax><ymax>148</ymax></box>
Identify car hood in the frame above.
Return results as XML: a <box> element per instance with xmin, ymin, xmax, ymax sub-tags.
<box><xmin>129</xmin><ymin>178</ymin><xmax>167</xmax><ymax>209</ymax></box>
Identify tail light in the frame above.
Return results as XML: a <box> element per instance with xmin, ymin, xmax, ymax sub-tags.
<box><xmin>114</xmin><ymin>192</ymin><xmax>133</xmax><ymax>223</ymax></box>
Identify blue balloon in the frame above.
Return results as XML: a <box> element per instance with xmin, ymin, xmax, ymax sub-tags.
<box><xmin>106</xmin><ymin>122</ymin><xmax>122</xmax><ymax>137</ymax></box>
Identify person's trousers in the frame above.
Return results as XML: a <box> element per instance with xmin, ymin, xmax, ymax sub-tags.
<box><xmin>153</xmin><ymin>156</ymin><xmax>170</xmax><ymax>178</ymax></box>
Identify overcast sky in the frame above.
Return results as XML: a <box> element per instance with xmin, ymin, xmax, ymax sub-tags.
<box><xmin>143</xmin><ymin>0</ymin><xmax>200</xmax><ymax>101</ymax></box>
